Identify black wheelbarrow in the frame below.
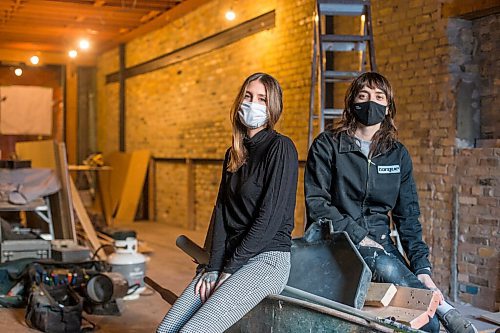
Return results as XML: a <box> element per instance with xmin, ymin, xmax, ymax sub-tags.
<box><xmin>147</xmin><ymin>221</ymin><xmax>422</xmax><ymax>332</ymax></box>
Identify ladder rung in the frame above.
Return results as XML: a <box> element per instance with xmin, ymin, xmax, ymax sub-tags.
<box><xmin>324</xmin><ymin>109</ymin><xmax>344</xmax><ymax>118</ymax></box>
<box><xmin>318</xmin><ymin>1</ymin><xmax>367</xmax><ymax>16</ymax></box>
<box><xmin>322</xmin><ymin>34</ymin><xmax>370</xmax><ymax>42</ymax></box>
<box><xmin>312</xmin><ymin>109</ymin><xmax>344</xmax><ymax>119</ymax></box>
<box><xmin>322</xmin><ymin>41</ymin><xmax>366</xmax><ymax>52</ymax></box>
<box><xmin>324</xmin><ymin>71</ymin><xmax>361</xmax><ymax>81</ymax></box>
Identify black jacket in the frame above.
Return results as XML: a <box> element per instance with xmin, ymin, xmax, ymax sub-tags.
<box><xmin>207</xmin><ymin>129</ymin><xmax>298</xmax><ymax>274</ymax></box>
<box><xmin>305</xmin><ymin>131</ymin><xmax>431</xmax><ymax>275</ymax></box>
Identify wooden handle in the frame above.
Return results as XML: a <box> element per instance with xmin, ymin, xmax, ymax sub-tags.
<box><xmin>144</xmin><ymin>276</ymin><xmax>178</xmax><ymax>305</ymax></box>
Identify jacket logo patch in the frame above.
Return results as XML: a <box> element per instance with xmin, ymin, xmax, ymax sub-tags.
<box><xmin>377</xmin><ymin>165</ymin><xmax>400</xmax><ymax>174</ymax></box>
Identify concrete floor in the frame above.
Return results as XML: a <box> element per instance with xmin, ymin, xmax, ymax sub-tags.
<box><xmin>0</xmin><ymin>222</ymin><xmax>498</xmax><ymax>332</ymax></box>
<box><xmin>0</xmin><ymin>222</ymin><xmax>206</xmax><ymax>333</ymax></box>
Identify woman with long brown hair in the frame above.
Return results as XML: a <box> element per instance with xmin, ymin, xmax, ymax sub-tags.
<box><xmin>305</xmin><ymin>72</ymin><xmax>476</xmax><ymax>333</ymax></box>
<box><xmin>157</xmin><ymin>72</ymin><xmax>298</xmax><ymax>333</ymax></box>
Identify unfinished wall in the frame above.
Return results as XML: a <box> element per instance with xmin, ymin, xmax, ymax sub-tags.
<box><xmin>96</xmin><ymin>0</ymin><xmax>314</xmax><ymax>233</ymax></box>
<box><xmin>372</xmin><ymin>1</ymin><xmax>499</xmax><ymax>310</ymax></box>
<box><xmin>372</xmin><ymin>0</ymin><xmax>457</xmax><ymax>294</ymax></box>
<box><xmin>473</xmin><ymin>13</ymin><xmax>500</xmax><ymax>140</ymax></box>
<box><xmin>456</xmin><ymin>148</ymin><xmax>499</xmax><ymax>310</ymax></box>
<box><xmin>95</xmin><ymin>0</ymin><xmax>499</xmax><ymax>309</ymax></box>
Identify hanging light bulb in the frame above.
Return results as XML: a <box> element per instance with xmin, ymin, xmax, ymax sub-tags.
<box><xmin>68</xmin><ymin>50</ymin><xmax>78</xmax><ymax>58</ymax></box>
<box><xmin>225</xmin><ymin>10</ymin><xmax>236</xmax><ymax>21</ymax></box>
<box><xmin>30</xmin><ymin>55</ymin><xmax>40</xmax><ymax>65</ymax></box>
<box><xmin>79</xmin><ymin>39</ymin><xmax>90</xmax><ymax>50</ymax></box>
<box><xmin>14</xmin><ymin>68</ymin><xmax>23</xmax><ymax>76</ymax></box>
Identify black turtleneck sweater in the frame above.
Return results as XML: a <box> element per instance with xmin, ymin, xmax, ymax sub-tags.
<box><xmin>206</xmin><ymin>129</ymin><xmax>298</xmax><ymax>274</ymax></box>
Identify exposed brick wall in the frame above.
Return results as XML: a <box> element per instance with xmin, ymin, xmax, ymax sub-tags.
<box><xmin>95</xmin><ymin>0</ymin><xmax>499</xmax><ymax>309</ymax></box>
<box><xmin>456</xmin><ymin>148</ymin><xmax>499</xmax><ymax>311</ymax></box>
<box><xmin>372</xmin><ymin>0</ymin><xmax>456</xmax><ymax>293</ymax></box>
<box><xmin>372</xmin><ymin>1</ymin><xmax>499</xmax><ymax>310</ymax></box>
<box><xmin>96</xmin><ymin>49</ymin><xmax>119</xmax><ymax>155</ymax></box>
<box><xmin>473</xmin><ymin>13</ymin><xmax>500</xmax><ymax>140</ymax></box>
<box><xmin>96</xmin><ymin>0</ymin><xmax>313</xmax><ymax>233</ymax></box>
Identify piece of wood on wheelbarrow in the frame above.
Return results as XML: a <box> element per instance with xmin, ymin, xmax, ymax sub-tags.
<box><xmin>365</xmin><ymin>283</ymin><xmax>398</xmax><ymax>307</ymax></box>
<box><xmin>363</xmin><ymin>286</ymin><xmax>440</xmax><ymax>329</ymax></box>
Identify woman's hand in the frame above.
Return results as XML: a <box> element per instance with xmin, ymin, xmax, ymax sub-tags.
<box><xmin>195</xmin><ymin>271</ymin><xmax>219</xmax><ymax>303</ymax></box>
<box><xmin>359</xmin><ymin>236</ymin><xmax>384</xmax><ymax>250</ymax></box>
<box><xmin>417</xmin><ymin>274</ymin><xmax>444</xmax><ymax>305</ymax></box>
<box><xmin>215</xmin><ymin>272</ymin><xmax>232</xmax><ymax>291</ymax></box>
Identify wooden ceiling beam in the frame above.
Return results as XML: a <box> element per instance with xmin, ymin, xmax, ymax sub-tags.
<box><xmin>0</xmin><ymin>25</ymin><xmax>117</xmax><ymax>38</ymax></box>
<box><xmin>0</xmin><ymin>47</ymin><xmax>97</xmax><ymax>66</ymax></box>
<box><xmin>11</xmin><ymin>7</ymin><xmax>147</xmax><ymax>21</ymax></box>
<box><xmin>99</xmin><ymin>0</ymin><xmax>210</xmax><ymax>52</ymax></box>
<box><xmin>0</xmin><ymin>41</ymin><xmax>69</xmax><ymax>53</ymax></box>
<box><xmin>3</xmin><ymin>15</ymin><xmax>143</xmax><ymax>28</ymax></box>
<box><xmin>0</xmin><ymin>0</ymin><xmax>194</xmax><ymax>55</ymax></box>
<box><xmin>24</xmin><ymin>0</ymin><xmax>152</xmax><ymax>16</ymax></box>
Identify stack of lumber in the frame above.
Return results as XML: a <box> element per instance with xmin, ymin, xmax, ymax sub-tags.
<box><xmin>97</xmin><ymin>150</ymin><xmax>150</xmax><ymax>225</ymax></box>
<box><xmin>15</xmin><ymin>140</ymin><xmax>152</xmax><ymax>260</ymax></box>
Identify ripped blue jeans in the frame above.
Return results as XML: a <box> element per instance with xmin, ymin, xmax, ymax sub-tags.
<box><xmin>357</xmin><ymin>246</ymin><xmax>440</xmax><ymax>333</ymax></box>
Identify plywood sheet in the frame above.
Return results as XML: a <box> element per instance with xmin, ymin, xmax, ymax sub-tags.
<box><xmin>98</xmin><ymin>151</ymin><xmax>132</xmax><ymax>220</ymax></box>
<box><xmin>15</xmin><ymin>140</ymin><xmax>57</xmax><ymax>169</ymax></box>
<box><xmin>114</xmin><ymin>150</ymin><xmax>150</xmax><ymax>223</ymax></box>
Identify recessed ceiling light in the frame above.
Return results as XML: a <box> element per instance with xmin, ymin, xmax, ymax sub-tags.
<box><xmin>30</xmin><ymin>55</ymin><xmax>40</xmax><ymax>65</ymax></box>
<box><xmin>79</xmin><ymin>39</ymin><xmax>90</xmax><ymax>50</ymax></box>
<box><xmin>68</xmin><ymin>50</ymin><xmax>78</xmax><ymax>58</ymax></box>
<box><xmin>14</xmin><ymin>68</ymin><xmax>23</xmax><ymax>76</ymax></box>
<box><xmin>225</xmin><ymin>10</ymin><xmax>236</xmax><ymax>21</ymax></box>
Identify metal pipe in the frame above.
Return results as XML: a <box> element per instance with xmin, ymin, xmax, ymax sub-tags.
<box><xmin>283</xmin><ymin>286</ymin><xmax>423</xmax><ymax>333</ymax></box>
<box><xmin>451</xmin><ymin>185</ymin><xmax>459</xmax><ymax>302</ymax></box>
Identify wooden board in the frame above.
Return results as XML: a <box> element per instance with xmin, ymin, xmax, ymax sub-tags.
<box><xmin>98</xmin><ymin>151</ymin><xmax>132</xmax><ymax>221</ymax></box>
<box><xmin>114</xmin><ymin>150</ymin><xmax>150</xmax><ymax>223</ymax></box>
<box><xmin>390</xmin><ymin>286</ymin><xmax>440</xmax><ymax>315</ymax></box>
<box><xmin>15</xmin><ymin>140</ymin><xmax>76</xmax><ymax>241</ymax></box>
<box><xmin>54</xmin><ymin>142</ymin><xmax>77</xmax><ymax>241</ymax></box>
<box><xmin>15</xmin><ymin>140</ymin><xmax>57</xmax><ymax>168</ymax></box>
<box><xmin>479</xmin><ymin>312</ymin><xmax>500</xmax><ymax>325</ymax></box>
<box><xmin>70</xmin><ymin>177</ymin><xmax>105</xmax><ymax>260</ymax></box>
<box><xmin>365</xmin><ymin>283</ymin><xmax>397</xmax><ymax>307</ymax></box>
<box><xmin>364</xmin><ymin>305</ymin><xmax>430</xmax><ymax>329</ymax></box>
<box><xmin>363</xmin><ymin>286</ymin><xmax>440</xmax><ymax>329</ymax></box>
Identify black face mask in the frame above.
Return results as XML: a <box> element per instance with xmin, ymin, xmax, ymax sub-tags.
<box><xmin>352</xmin><ymin>101</ymin><xmax>387</xmax><ymax>126</ymax></box>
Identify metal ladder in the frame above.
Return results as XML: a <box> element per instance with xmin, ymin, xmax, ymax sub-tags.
<box><xmin>308</xmin><ymin>0</ymin><xmax>377</xmax><ymax>146</ymax></box>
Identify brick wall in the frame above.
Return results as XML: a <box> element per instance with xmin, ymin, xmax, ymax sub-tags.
<box><xmin>456</xmin><ymin>148</ymin><xmax>499</xmax><ymax>311</ymax></box>
<box><xmin>371</xmin><ymin>1</ymin><xmax>499</xmax><ymax>310</ymax></box>
<box><xmin>95</xmin><ymin>0</ymin><xmax>499</xmax><ymax>309</ymax></box>
<box><xmin>96</xmin><ymin>0</ymin><xmax>314</xmax><ymax>232</ymax></box>
<box><xmin>473</xmin><ymin>13</ymin><xmax>500</xmax><ymax>140</ymax></box>
<box><xmin>372</xmin><ymin>0</ymin><xmax>456</xmax><ymax>293</ymax></box>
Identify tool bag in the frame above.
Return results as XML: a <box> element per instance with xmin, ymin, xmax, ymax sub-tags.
<box><xmin>25</xmin><ymin>283</ymin><xmax>83</xmax><ymax>333</ymax></box>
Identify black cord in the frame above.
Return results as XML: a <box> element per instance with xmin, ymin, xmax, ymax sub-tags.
<box><xmin>126</xmin><ymin>283</ymin><xmax>141</xmax><ymax>296</ymax></box>
<box><xmin>91</xmin><ymin>244</ymin><xmax>115</xmax><ymax>260</ymax></box>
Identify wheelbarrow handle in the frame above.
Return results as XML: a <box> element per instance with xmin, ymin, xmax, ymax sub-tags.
<box><xmin>144</xmin><ymin>276</ymin><xmax>178</xmax><ymax>305</ymax></box>
<box><xmin>176</xmin><ymin>235</ymin><xmax>209</xmax><ymax>265</ymax></box>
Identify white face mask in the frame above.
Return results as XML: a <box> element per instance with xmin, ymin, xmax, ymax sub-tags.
<box><xmin>238</xmin><ymin>101</ymin><xmax>268</xmax><ymax>129</ymax></box>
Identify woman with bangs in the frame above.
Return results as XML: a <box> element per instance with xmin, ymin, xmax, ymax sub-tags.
<box><xmin>157</xmin><ymin>72</ymin><xmax>298</xmax><ymax>333</ymax></box>
<box><xmin>305</xmin><ymin>72</ymin><xmax>476</xmax><ymax>333</ymax></box>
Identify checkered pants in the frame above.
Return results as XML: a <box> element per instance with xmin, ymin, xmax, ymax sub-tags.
<box><xmin>156</xmin><ymin>251</ymin><xmax>290</xmax><ymax>333</ymax></box>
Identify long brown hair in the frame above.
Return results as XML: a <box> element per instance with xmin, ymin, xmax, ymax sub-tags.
<box><xmin>332</xmin><ymin>72</ymin><xmax>397</xmax><ymax>156</ymax></box>
<box><xmin>227</xmin><ymin>73</ymin><xmax>283</xmax><ymax>172</ymax></box>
